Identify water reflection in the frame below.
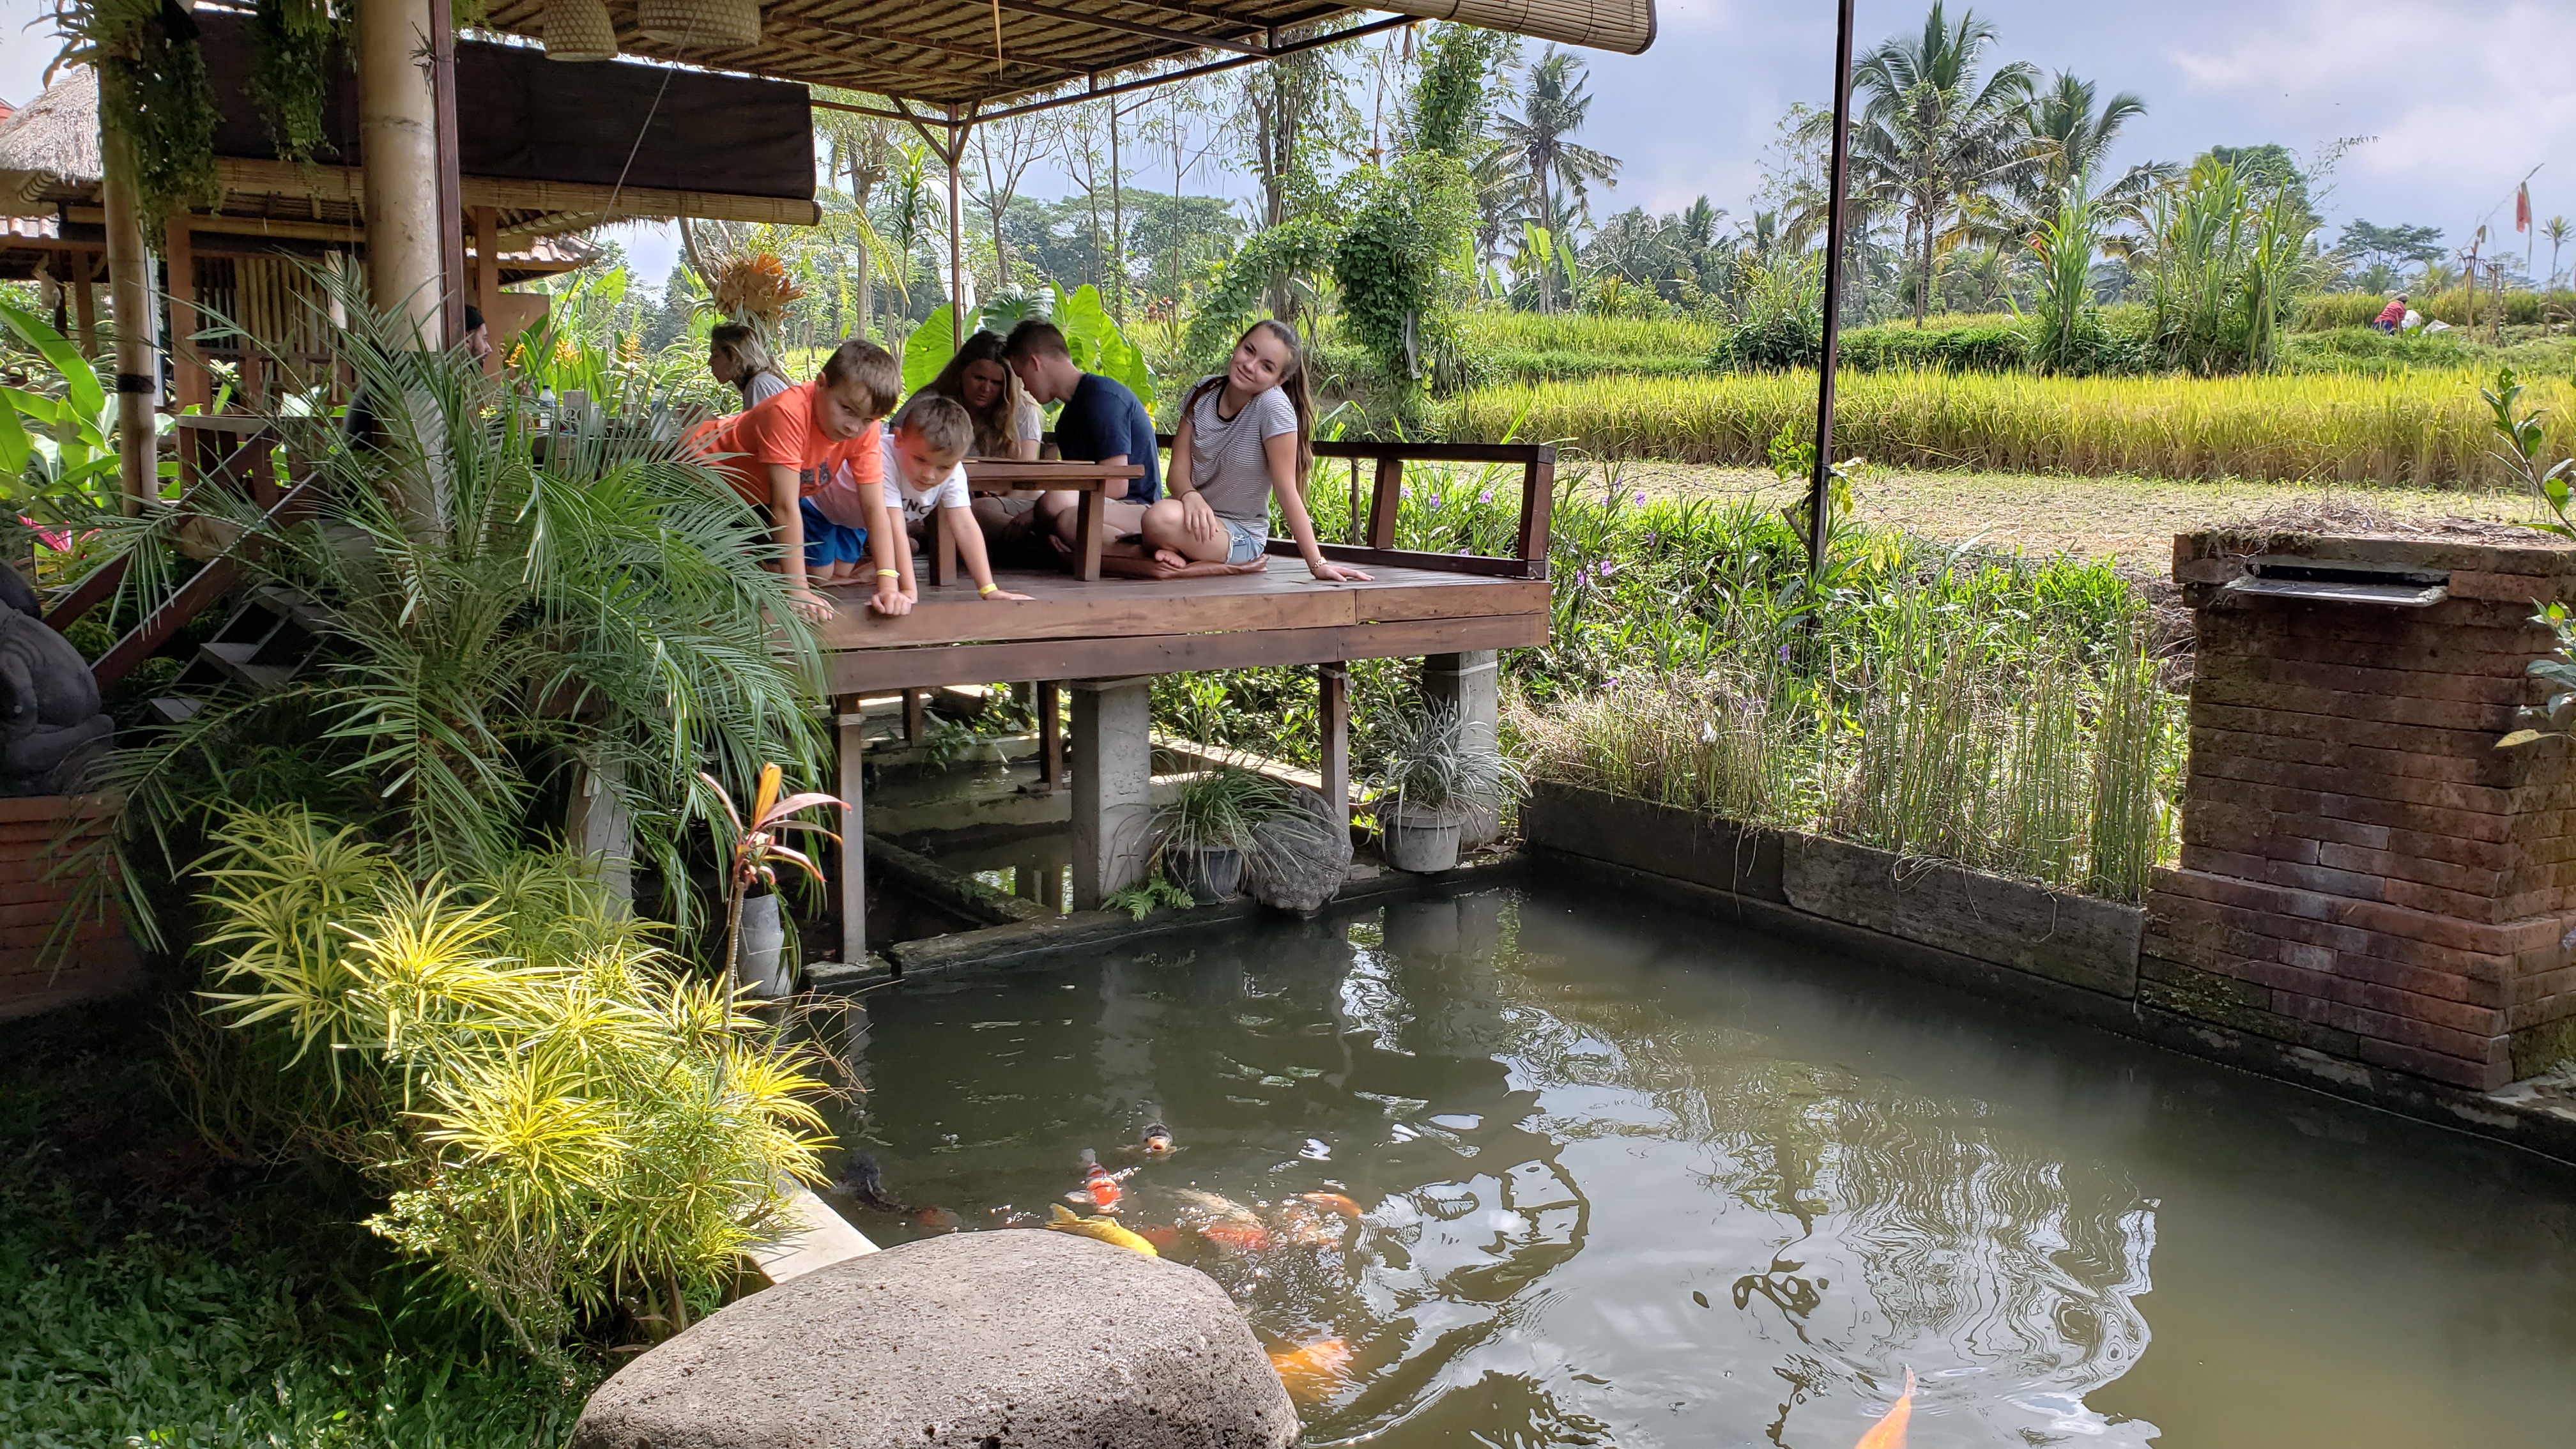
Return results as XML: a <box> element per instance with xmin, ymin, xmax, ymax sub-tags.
<box><xmin>829</xmin><ymin>887</ymin><xmax>2576</xmax><ymax>1447</ymax></box>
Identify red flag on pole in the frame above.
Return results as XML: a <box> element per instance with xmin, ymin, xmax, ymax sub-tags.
<box><xmin>2518</xmin><ymin>183</ymin><xmax>2533</xmax><ymax>233</ymax></box>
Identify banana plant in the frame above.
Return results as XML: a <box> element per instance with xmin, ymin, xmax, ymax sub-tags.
<box><xmin>0</xmin><ymin>296</ymin><xmax>123</xmax><ymax>520</ymax></box>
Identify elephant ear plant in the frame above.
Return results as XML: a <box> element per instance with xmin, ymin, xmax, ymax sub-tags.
<box><xmin>1367</xmin><ymin>698</ymin><xmax>1527</xmax><ymax>873</ymax></box>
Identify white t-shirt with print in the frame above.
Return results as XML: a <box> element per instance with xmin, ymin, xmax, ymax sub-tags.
<box><xmin>811</xmin><ymin>429</ymin><xmax>970</xmax><ymax>530</ymax></box>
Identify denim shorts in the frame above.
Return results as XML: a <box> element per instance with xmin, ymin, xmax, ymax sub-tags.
<box><xmin>798</xmin><ymin>497</ymin><xmax>869</xmax><ymax>571</ymax></box>
<box><xmin>1222</xmin><ymin>517</ymin><xmax>1268</xmax><ymax>565</ymax></box>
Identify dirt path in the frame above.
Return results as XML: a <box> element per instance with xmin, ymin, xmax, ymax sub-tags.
<box><xmin>1608</xmin><ymin>462</ymin><xmax>2537</xmax><ymax>574</ymax></box>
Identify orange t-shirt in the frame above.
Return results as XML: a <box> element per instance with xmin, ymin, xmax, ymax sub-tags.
<box><xmin>687</xmin><ymin>381</ymin><xmax>884</xmax><ymax>508</ymax></box>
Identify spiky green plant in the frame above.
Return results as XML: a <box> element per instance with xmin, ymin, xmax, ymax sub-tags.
<box><xmin>80</xmin><ymin>276</ymin><xmax>829</xmax><ymax>946</ymax></box>
<box><xmin>195</xmin><ymin>806</ymin><xmax>832</xmax><ymax>1363</ymax></box>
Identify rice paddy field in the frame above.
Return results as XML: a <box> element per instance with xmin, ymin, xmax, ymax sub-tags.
<box><xmin>1437</xmin><ymin>365</ymin><xmax>2576</xmax><ymax>486</ymax></box>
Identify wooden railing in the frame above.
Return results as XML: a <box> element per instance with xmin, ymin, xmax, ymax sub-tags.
<box><xmin>1154</xmin><ymin>434</ymin><xmax>1556</xmax><ymax>581</ymax></box>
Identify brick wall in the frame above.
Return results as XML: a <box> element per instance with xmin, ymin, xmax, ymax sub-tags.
<box><xmin>0</xmin><ymin>795</ymin><xmax>142</xmax><ymax>1022</ymax></box>
<box><xmin>2146</xmin><ymin>532</ymin><xmax>2576</xmax><ymax>1089</ymax></box>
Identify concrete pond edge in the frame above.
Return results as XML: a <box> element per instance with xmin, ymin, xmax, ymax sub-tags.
<box><xmin>1519</xmin><ymin>779</ymin><xmax>2576</xmax><ymax>1168</ymax></box>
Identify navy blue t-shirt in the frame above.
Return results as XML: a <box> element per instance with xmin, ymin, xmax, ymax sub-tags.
<box><xmin>1054</xmin><ymin>372</ymin><xmax>1162</xmax><ymax>503</ymax></box>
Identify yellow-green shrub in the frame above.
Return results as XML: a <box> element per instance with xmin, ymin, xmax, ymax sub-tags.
<box><xmin>1438</xmin><ymin>367</ymin><xmax>2576</xmax><ymax>484</ymax></box>
<box><xmin>197</xmin><ymin>808</ymin><xmax>832</xmax><ymax>1363</ymax></box>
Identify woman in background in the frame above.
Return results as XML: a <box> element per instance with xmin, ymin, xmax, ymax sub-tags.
<box><xmin>919</xmin><ymin>331</ymin><xmax>1042</xmax><ymax>461</ymax></box>
<box><xmin>709</xmin><ymin>323</ymin><xmax>792</xmax><ymax>410</ymax></box>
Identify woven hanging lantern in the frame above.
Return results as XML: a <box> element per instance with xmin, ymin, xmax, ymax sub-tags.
<box><xmin>540</xmin><ymin>0</ymin><xmax>619</xmax><ymax>61</ymax></box>
<box><xmin>636</xmin><ymin>0</ymin><xmax>760</xmax><ymax>48</ymax></box>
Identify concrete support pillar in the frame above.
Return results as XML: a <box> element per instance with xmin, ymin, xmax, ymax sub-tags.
<box><xmin>358</xmin><ymin>0</ymin><xmax>447</xmax><ymax>333</ymax></box>
<box><xmin>1071</xmin><ymin>678</ymin><xmax>1153</xmax><ymax>910</ymax></box>
<box><xmin>1423</xmin><ymin>650</ymin><xmax>1501</xmax><ymax>848</ymax></box>
<box><xmin>565</xmin><ymin>759</ymin><xmax>634</xmax><ymax>915</ymax></box>
<box><xmin>100</xmin><ymin>131</ymin><xmax>155</xmax><ymax>514</ymax></box>
<box><xmin>838</xmin><ymin>705</ymin><xmax>868</xmax><ymax>965</ymax></box>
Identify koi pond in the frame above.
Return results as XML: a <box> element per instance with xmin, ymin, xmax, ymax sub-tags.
<box><xmin>820</xmin><ymin>887</ymin><xmax>2576</xmax><ymax>1447</ymax></box>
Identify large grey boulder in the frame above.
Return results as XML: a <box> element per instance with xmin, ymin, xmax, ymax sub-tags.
<box><xmin>572</xmin><ymin>1229</ymin><xmax>1299</xmax><ymax>1449</ymax></box>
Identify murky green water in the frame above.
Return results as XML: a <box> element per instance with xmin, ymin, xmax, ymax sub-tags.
<box><xmin>823</xmin><ymin>887</ymin><xmax>2576</xmax><ymax>1448</ymax></box>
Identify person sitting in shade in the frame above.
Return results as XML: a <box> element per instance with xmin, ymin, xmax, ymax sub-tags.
<box><xmin>1001</xmin><ymin>319</ymin><xmax>1161</xmax><ymax>549</ymax></box>
<box><xmin>1151</xmin><ymin>319</ymin><xmax>1370</xmax><ymax>583</ymax></box>
<box><xmin>2373</xmin><ymin>293</ymin><xmax>2410</xmax><ymax>334</ymax></box>
<box><xmin>708</xmin><ymin>323</ymin><xmax>792</xmax><ymax>409</ymax></box>
<box><xmin>811</xmin><ymin>392</ymin><xmax>1030</xmax><ymax>607</ymax></box>
<box><xmin>684</xmin><ymin>339</ymin><xmax>907</xmax><ymax>621</ymax></box>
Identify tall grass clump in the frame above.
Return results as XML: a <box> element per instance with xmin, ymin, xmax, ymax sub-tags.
<box><xmin>1438</xmin><ymin>365</ymin><xmax>2576</xmax><ymax>485</ymax></box>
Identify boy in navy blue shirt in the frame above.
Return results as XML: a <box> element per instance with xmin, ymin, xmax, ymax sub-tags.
<box><xmin>1003</xmin><ymin>320</ymin><xmax>1162</xmax><ymax>551</ymax></box>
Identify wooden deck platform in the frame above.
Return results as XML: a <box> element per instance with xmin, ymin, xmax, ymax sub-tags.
<box><xmin>810</xmin><ymin>556</ymin><xmax>1550</xmax><ymax>693</ymax></box>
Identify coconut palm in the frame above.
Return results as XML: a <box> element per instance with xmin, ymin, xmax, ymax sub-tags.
<box><xmin>2547</xmin><ymin>215</ymin><xmax>2572</xmax><ymax>290</ymax></box>
<box><xmin>1846</xmin><ymin>2</ymin><xmax>2042</xmax><ymax>325</ymax></box>
<box><xmin>1492</xmin><ymin>46</ymin><xmax>1621</xmax><ymax>312</ymax></box>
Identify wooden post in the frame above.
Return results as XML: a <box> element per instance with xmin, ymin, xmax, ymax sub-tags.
<box><xmin>1515</xmin><ymin>445</ymin><xmax>1556</xmax><ymax>577</ymax></box>
<box><xmin>430</xmin><ymin>0</ymin><xmax>467</xmax><ymax>348</ymax></box>
<box><xmin>164</xmin><ymin>218</ymin><xmax>205</xmax><ymax>411</ymax></box>
<box><xmin>1037</xmin><ymin>680</ymin><xmax>1064</xmax><ymax>793</ymax></box>
<box><xmin>71</xmin><ymin>254</ymin><xmax>97</xmax><ymax>356</ymax></box>
<box><xmin>945</xmin><ymin>112</ymin><xmax>969</xmax><ymax>349</ymax></box>
<box><xmin>902</xmin><ymin>688</ymin><xmax>926</xmax><ymax>746</ymax></box>
<box><xmin>1070</xmin><ymin>677</ymin><xmax>1152</xmax><ymax>910</ymax></box>
<box><xmin>471</xmin><ymin>205</ymin><xmax>502</xmax><ymax>376</ymax></box>
<box><xmin>837</xmin><ymin>701</ymin><xmax>868</xmax><ymax>965</ymax></box>
<box><xmin>100</xmin><ymin>132</ymin><xmax>155</xmax><ymax>514</ymax></box>
<box><xmin>1365</xmin><ymin>456</ymin><xmax>1402</xmax><ymax>549</ymax></box>
<box><xmin>1317</xmin><ymin>663</ymin><xmax>1350</xmax><ymax>837</ymax></box>
<box><xmin>1805</xmin><ymin>0</ymin><xmax>1859</xmax><ymax>575</ymax></box>
<box><xmin>359</xmin><ymin>0</ymin><xmax>448</xmax><ymax>334</ymax></box>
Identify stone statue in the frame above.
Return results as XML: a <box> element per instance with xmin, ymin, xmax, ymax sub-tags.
<box><xmin>0</xmin><ymin>565</ymin><xmax>112</xmax><ymax>797</ymax></box>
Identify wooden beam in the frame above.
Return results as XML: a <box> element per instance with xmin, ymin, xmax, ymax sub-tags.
<box><xmin>990</xmin><ymin>0</ymin><xmax>1265</xmax><ymax>56</ymax></box>
<box><xmin>431</xmin><ymin>0</ymin><xmax>468</xmax><ymax>349</ymax></box>
<box><xmin>164</xmin><ymin>218</ymin><xmax>207</xmax><ymax>411</ymax></box>
<box><xmin>771</xmin><ymin>17</ymin><xmax>1082</xmax><ymax>77</ymax></box>
<box><xmin>204</xmin><ymin>158</ymin><xmax>820</xmax><ymax>233</ymax></box>
<box><xmin>825</xmin><ymin>613</ymin><xmax>1548</xmax><ymax>694</ymax></box>
<box><xmin>1037</xmin><ymin>680</ymin><xmax>1064</xmax><ymax>793</ymax></box>
<box><xmin>837</xmin><ymin>704</ymin><xmax>868</xmax><ymax>966</ymax></box>
<box><xmin>1364</xmin><ymin>456</ymin><xmax>1402</xmax><ymax>549</ymax></box>
<box><xmin>1317</xmin><ymin>662</ymin><xmax>1349</xmax><ymax>836</ymax></box>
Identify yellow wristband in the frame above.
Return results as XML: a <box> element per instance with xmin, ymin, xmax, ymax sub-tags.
<box><xmin>978</xmin><ymin>583</ymin><xmax>999</xmax><ymax>596</ymax></box>
<box><xmin>877</xmin><ymin>569</ymin><xmax>900</xmax><ymax>578</ymax></box>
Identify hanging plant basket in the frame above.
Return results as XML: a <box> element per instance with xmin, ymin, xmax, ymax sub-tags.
<box><xmin>636</xmin><ymin>0</ymin><xmax>760</xmax><ymax>49</ymax></box>
<box><xmin>540</xmin><ymin>0</ymin><xmax>620</xmax><ymax>61</ymax></box>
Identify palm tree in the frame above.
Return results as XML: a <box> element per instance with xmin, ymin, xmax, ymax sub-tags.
<box><xmin>1846</xmin><ymin>2</ymin><xmax>2041</xmax><ymax>325</ymax></box>
<box><xmin>1492</xmin><ymin>46</ymin><xmax>1621</xmax><ymax>312</ymax></box>
<box><xmin>2548</xmin><ymin>215</ymin><xmax>2572</xmax><ymax>291</ymax></box>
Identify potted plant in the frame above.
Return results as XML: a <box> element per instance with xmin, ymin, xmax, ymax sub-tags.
<box><xmin>1151</xmin><ymin>766</ymin><xmax>1296</xmax><ymax>903</ymax></box>
<box><xmin>1367</xmin><ymin>700</ymin><xmax>1527</xmax><ymax>874</ymax></box>
<box><xmin>703</xmin><ymin>763</ymin><xmax>847</xmax><ymax>999</ymax></box>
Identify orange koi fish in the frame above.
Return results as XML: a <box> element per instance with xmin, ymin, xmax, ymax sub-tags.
<box><xmin>1268</xmin><ymin>1338</ymin><xmax>1352</xmax><ymax>1404</ymax></box>
<box><xmin>1295</xmin><ymin>1192</ymin><xmax>1362</xmax><ymax>1219</ymax></box>
<box><xmin>1855</xmin><ymin>1368</ymin><xmax>1915</xmax><ymax>1449</ymax></box>
<box><xmin>1172</xmin><ymin>1188</ymin><xmax>1270</xmax><ymax>1252</ymax></box>
<box><xmin>1066</xmin><ymin>1149</ymin><xmax>1137</xmax><ymax>1213</ymax></box>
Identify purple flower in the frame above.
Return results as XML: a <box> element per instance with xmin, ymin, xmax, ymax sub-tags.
<box><xmin>1478</xmin><ymin>489</ymin><xmax>1494</xmax><ymax>504</ymax></box>
<box><xmin>1634</xmin><ymin>491</ymin><xmax>1648</xmax><ymax>506</ymax></box>
<box><xmin>1777</xmin><ymin>643</ymin><xmax>1792</xmax><ymax>661</ymax></box>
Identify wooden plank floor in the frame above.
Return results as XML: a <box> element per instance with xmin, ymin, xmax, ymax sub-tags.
<box><xmin>811</xmin><ymin>557</ymin><xmax>1549</xmax><ymax>693</ymax></box>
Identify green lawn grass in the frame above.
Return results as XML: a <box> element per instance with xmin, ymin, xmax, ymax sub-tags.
<box><xmin>0</xmin><ymin>998</ymin><xmax>591</xmax><ymax>1449</ymax></box>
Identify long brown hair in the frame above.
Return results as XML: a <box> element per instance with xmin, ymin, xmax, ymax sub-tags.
<box><xmin>924</xmin><ymin>330</ymin><xmax>1029</xmax><ymax>457</ymax></box>
<box><xmin>1187</xmin><ymin>318</ymin><xmax>1315</xmax><ymax>487</ymax></box>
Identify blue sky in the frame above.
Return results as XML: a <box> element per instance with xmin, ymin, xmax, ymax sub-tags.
<box><xmin>7</xmin><ymin>0</ymin><xmax>2570</xmax><ymax>286</ymax></box>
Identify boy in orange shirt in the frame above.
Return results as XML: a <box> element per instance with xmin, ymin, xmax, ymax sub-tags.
<box><xmin>688</xmin><ymin>339</ymin><xmax>905</xmax><ymax>621</ymax></box>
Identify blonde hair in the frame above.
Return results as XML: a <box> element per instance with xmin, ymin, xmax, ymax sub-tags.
<box><xmin>709</xmin><ymin>323</ymin><xmax>783</xmax><ymax>397</ymax></box>
<box><xmin>894</xmin><ymin>391</ymin><xmax>974</xmax><ymax>461</ymax></box>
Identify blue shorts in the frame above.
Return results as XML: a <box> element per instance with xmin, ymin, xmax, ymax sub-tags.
<box><xmin>1222</xmin><ymin>517</ymin><xmax>1268</xmax><ymax>565</ymax></box>
<box><xmin>799</xmin><ymin>498</ymin><xmax>868</xmax><ymax>571</ymax></box>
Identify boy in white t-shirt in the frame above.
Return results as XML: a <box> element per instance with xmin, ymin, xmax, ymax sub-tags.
<box><xmin>812</xmin><ymin>392</ymin><xmax>1027</xmax><ymax>603</ymax></box>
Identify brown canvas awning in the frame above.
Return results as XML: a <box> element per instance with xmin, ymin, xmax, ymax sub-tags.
<box><xmin>476</xmin><ymin>0</ymin><xmax>1655</xmax><ymax>113</ymax></box>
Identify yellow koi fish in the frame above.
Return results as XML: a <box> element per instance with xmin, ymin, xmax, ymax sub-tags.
<box><xmin>1045</xmin><ymin>1203</ymin><xmax>1158</xmax><ymax>1257</ymax></box>
<box><xmin>1855</xmin><ymin>1368</ymin><xmax>1916</xmax><ymax>1449</ymax></box>
<box><xmin>1268</xmin><ymin>1338</ymin><xmax>1351</xmax><ymax>1404</ymax></box>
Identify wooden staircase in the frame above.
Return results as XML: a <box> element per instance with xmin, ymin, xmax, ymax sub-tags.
<box><xmin>41</xmin><ymin>416</ymin><xmax>330</xmax><ymax>703</ymax></box>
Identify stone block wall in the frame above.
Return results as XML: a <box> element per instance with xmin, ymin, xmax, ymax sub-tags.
<box><xmin>2147</xmin><ymin>531</ymin><xmax>2576</xmax><ymax>1089</ymax></box>
<box><xmin>1</xmin><ymin>795</ymin><xmax>142</xmax><ymax>1021</ymax></box>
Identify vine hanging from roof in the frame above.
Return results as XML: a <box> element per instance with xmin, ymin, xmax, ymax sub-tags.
<box><xmin>59</xmin><ymin>0</ymin><xmax>222</xmax><ymax>241</ymax></box>
<box><xmin>247</xmin><ymin>0</ymin><xmax>347</xmax><ymax>167</ymax></box>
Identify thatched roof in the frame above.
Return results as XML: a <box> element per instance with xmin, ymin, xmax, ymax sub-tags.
<box><xmin>0</xmin><ymin>68</ymin><xmax>101</xmax><ymax>206</ymax></box>
<box><xmin>479</xmin><ymin>0</ymin><xmax>1657</xmax><ymax>114</ymax></box>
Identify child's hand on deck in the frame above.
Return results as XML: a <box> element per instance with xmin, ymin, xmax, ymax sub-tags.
<box><xmin>788</xmin><ymin>588</ymin><xmax>836</xmax><ymax>622</ymax></box>
<box><xmin>1310</xmin><ymin>562</ymin><xmax>1372</xmax><ymax>583</ymax></box>
<box><xmin>869</xmin><ymin>580</ymin><xmax>912</xmax><ymax>617</ymax></box>
<box><xmin>980</xmin><ymin>586</ymin><xmax>1032</xmax><ymax>602</ymax></box>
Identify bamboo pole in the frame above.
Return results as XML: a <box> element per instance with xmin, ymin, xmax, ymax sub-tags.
<box><xmin>358</xmin><ymin>0</ymin><xmax>448</xmax><ymax>334</ymax></box>
<box><xmin>164</xmin><ymin>218</ymin><xmax>205</xmax><ymax>411</ymax></box>
<box><xmin>946</xmin><ymin>112</ymin><xmax>968</xmax><ymax>349</ymax></box>
<box><xmin>100</xmin><ymin>131</ymin><xmax>155</xmax><ymax>514</ymax></box>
